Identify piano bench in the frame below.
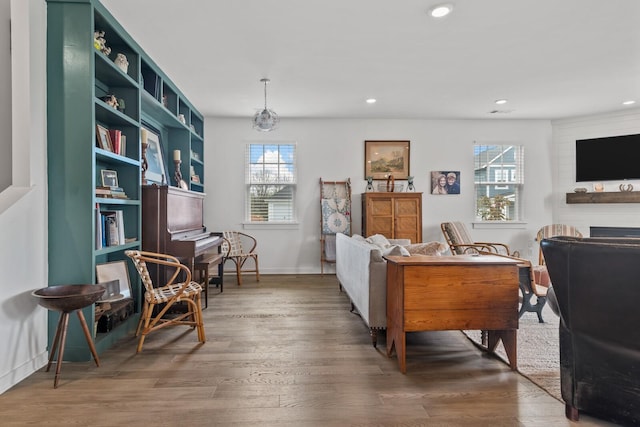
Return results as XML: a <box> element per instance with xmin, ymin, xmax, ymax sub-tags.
<box><xmin>194</xmin><ymin>254</ymin><xmax>224</xmax><ymax>308</ymax></box>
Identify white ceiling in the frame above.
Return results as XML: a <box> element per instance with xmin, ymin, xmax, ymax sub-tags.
<box><xmin>100</xmin><ymin>0</ymin><xmax>640</xmax><ymax>120</ymax></box>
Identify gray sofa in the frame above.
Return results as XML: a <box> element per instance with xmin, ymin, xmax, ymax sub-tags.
<box><xmin>336</xmin><ymin>233</ymin><xmax>447</xmax><ymax>346</ymax></box>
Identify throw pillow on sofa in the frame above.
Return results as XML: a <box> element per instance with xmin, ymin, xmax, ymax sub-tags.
<box><xmin>382</xmin><ymin>245</ymin><xmax>410</xmax><ymax>257</ymax></box>
<box><xmin>403</xmin><ymin>242</ymin><xmax>448</xmax><ymax>256</ymax></box>
<box><xmin>365</xmin><ymin>234</ymin><xmax>392</xmax><ymax>249</ymax></box>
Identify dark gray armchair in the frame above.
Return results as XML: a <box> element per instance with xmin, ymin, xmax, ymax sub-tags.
<box><xmin>541</xmin><ymin>236</ymin><xmax>640</xmax><ymax>425</ymax></box>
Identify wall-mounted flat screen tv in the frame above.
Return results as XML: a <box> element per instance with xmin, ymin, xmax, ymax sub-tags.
<box><xmin>575</xmin><ymin>133</ymin><xmax>640</xmax><ymax>182</ymax></box>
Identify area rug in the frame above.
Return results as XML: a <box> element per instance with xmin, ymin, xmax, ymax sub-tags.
<box><xmin>463</xmin><ymin>304</ymin><xmax>561</xmax><ymax>401</ymax></box>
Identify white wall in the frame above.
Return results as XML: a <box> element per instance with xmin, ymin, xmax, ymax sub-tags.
<box><xmin>551</xmin><ymin>108</ymin><xmax>640</xmax><ymax>235</ymax></box>
<box><xmin>0</xmin><ymin>0</ymin><xmax>11</xmax><ymax>192</ymax></box>
<box><xmin>0</xmin><ymin>0</ymin><xmax>48</xmax><ymax>394</ymax></box>
<box><xmin>205</xmin><ymin>118</ymin><xmax>554</xmax><ymax>273</ymax></box>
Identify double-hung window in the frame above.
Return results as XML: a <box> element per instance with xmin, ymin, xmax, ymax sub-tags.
<box><xmin>474</xmin><ymin>143</ymin><xmax>524</xmax><ymax>221</ymax></box>
<box><xmin>245</xmin><ymin>143</ymin><xmax>297</xmax><ymax>223</ymax></box>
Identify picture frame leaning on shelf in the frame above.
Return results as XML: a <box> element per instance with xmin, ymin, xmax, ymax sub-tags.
<box><xmin>101</xmin><ymin>169</ymin><xmax>118</xmax><ymax>188</ymax></box>
<box><xmin>96</xmin><ymin>124</ymin><xmax>113</xmax><ymax>151</ymax></box>
<box><xmin>141</xmin><ymin>126</ymin><xmax>167</xmax><ymax>185</ymax></box>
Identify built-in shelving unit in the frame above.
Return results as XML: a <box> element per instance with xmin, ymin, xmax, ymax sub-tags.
<box><xmin>566</xmin><ymin>192</ymin><xmax>640</xmax><ymax>204</ymax></box>
<box><xmin>46</xmin><ymin>0</ymin><xmax>205</xmax><ymax>361</ymax></box>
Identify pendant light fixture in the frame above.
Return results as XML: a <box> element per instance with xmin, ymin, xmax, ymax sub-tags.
<box><xmin>252</xmin><ymin>78</ymin><xmax>279</xmax><ymax>132</ymax></box>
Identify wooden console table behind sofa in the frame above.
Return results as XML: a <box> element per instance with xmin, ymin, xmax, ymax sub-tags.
<box><xmin>385</xmin><ymin>254</ymin><xmax>520</xmax><ymax>373</ymax></box>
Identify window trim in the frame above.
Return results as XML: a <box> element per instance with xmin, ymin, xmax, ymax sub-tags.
<box><xmin>244</xmin><ymin>142</ymin><xmax>297</xmax><ymax>225</ymax></box>
<box><xmin>473</xmin><ymin>143</ymin><xmax>524</xmax><ymax>222</ymax></box>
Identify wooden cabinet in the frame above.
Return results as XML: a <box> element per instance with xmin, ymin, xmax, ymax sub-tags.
<box><xmin>385</xmin><ymin>255</ymin><xmax>519</xmax><ymax>373</ymax></box>
<box><xmin>361</xmin><ymin>193</ymin><xmax>422</xmax><ymax>243</ymax></box>
<box><xmin>46</xmin><ymin>0</ymin><xmax>205</xmax><ymax>361</ymax></box>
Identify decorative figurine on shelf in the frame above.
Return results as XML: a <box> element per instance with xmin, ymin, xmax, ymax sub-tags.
<box><xmin>141</xmin><ymin>140</ymin><xmax>149</xmax><ymax>185</ymax></box>
<box><xmin>101</xmin><ymin>94</ymin><xmax>118</xmax><ymax>109</ymax></box>
<box><xmin>114</xmin><ymin>53</ymin><xmax>129</xmax><ymax>73</ymax></box>
<box><xmin>366</xmin><ymin>176</ymin><xmax>374</xmax><ymax>192</ymax></box>
<box><xmin>173</xmin><ymin>150</ymin><xmax>188</xmax><ymax>189</ymax></box>
<box><xmin>406</xmin><ymin>176</ymin><xmax>415</xmax><ymax>192</ymax></box>
<box><xmin>93</xmin><ymin>31</ymin><xmax>111</xmax><ymax>56</ymax></box>
<box><xmin>117</xmin><ymin>98</ymin><xmax>126</xmax><ymax>113</ymax></box>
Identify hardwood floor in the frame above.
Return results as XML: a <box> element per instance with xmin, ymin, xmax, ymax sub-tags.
<box><xmin>2</xmin><ymin>275</ymin><xmax>615</xmax><ymax>426</ymax></box>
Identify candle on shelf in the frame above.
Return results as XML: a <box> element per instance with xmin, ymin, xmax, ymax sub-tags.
<box><xmin>173</xmin><ymin>150</ymin><xmax>181</xmax><ymax>161</ymax></box>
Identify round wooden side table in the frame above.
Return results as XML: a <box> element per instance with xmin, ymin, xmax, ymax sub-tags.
<box><xmin>32</xmin><ymin>284</ymin><xmax>106</xmax><ymax>388</ymax></box>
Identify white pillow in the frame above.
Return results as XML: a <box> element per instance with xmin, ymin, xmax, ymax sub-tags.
<box><xmin>382</xmin><ymin>245</ymin><xmax>410</xmax><ymax>257</ymax></box>
<box><xmin>403</xmin><ymin>242</ymin><xmax>448</xmax><ymax>256</ymax></box>
<box><xmin>365</xmin><ymin>234</ymin><xmax>391</xmax><ymax>249</ymax></box>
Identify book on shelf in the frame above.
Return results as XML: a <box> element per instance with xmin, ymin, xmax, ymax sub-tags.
<box><xmin>108</xmin><ymin>129</ymin><xmax>122</xmax><ymax>155</ymax></box>
<box><xmin>99</xmin><ymin>209</ymin><xmax>126</xmax><ymax>246</ymax></box>
<box><xmin>95</xmin><ymin>186</ymin><xmax>129</xmax><ymax>199</ymax></box>
<box><xmin>95</xmin><ymin>204</ymin><xmax>103</xmax><ymax>250</ymax></box>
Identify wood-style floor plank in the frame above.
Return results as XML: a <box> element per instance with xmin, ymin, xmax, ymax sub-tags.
<box><xmin>1</xmin><ymin>274</ymin><xmax>616</xmax><ymax>426</ymax></box>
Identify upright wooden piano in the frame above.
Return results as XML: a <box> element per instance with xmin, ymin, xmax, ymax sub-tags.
<box><xmin>141</xmin><ymin>185</ymin><xmax>224</xmax><ymax>307</ymax></box>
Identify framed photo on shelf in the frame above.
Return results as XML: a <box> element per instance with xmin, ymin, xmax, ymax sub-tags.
<box><xmin>96</xmin><ymin>125</ymin><xmax>113</xmax><ymax>151</ymax></box>
<box><xmin>96</xmin><ymin>260</ymin><xmax>132</xmax><ymax>300</ymax></box>
<box><xmin>101</xmin><ymin>169</ymin><xmax>118</xmax><ymax>188</ymax></box>
<box><xmin>364</xmin><ymin>140</ymin><xmax>410</xmax><ymax>180</ymax></box>
<box><xmin>141</xmin><ymin>126</ymin><xmax>167</xmax><ymax>185</ymax></box>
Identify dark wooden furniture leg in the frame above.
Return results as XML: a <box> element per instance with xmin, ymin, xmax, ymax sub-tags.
<box><xmin>566</xmin><ymin>404</ymin><xmax>579</xmax><ymax>421</ymax></box>
<box><xmin>77</xmin><ymin>310</ymin><xmax>100</xmax><ymax>367</ymax></box>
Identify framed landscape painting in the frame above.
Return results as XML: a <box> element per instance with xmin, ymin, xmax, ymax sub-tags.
<box><xmin>364</xmin><ymin>140</ymin><xmax>410</xmax><ymax>180</ymax></box>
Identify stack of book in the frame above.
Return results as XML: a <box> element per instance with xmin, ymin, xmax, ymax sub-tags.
<box><xmin>95</xmin><ymin>208</ymin><xmax>126</xmax><ymax>249</ymax></box>
<box><xmin>95</xmin><ymin>186</ymin><xmax>128</xmax><ymax>199</ymax></box>
<box><xmin>108</xmin><ymin>129</ymin><xmax>127</xmax><ymax>155</ymax></box>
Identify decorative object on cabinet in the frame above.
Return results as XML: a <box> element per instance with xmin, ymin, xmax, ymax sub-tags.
<box><xmin>362</xmin><ymin>192</ymin><xmax>422</xmax><ymax>243</ymax></box>
<box><xmin>320</xmin><ymin>178</ymin><xmax>352</xmax><ymax>274</ymax></box>
<box><xmin>406</xmin><ymin>176</ymin><xmax>415</xmax><ymax>192</ymax></box>
<box><xmin>620</xmin><ymin>183</ymin><xmax>634</xmax><ymax>192</ymax></box>
<box><xmin>365</xmin><ymin>176</ymin><xmax>374</xmax><ymax>192</ymax></box>
<box><xmin>141</xmin><ymin>126</ymin><xmax>166</xmax><ymax>185</ymax></box>
<box><xmin>364</xmin><ymin>140</ymin><xmax>410</xmax><ymax>180</ymax></box>
<box><xmin>377</xmin><ymin>175</ymin><xmax>403</xmax><ymax>192</ymax></box>
<box><xmin>100</xmin><ymin>169</ymin><xmax>118</xmax><ymax>188</ymax></box>
<box><xmin>252</xmin><ymin>78</ymin><xmax>279</xmax><ymax>132</ymax></box>
<box><xmin>96</xmin><ymin>125</ymin><xmax>113</xmax><ymax>151</ymax></box>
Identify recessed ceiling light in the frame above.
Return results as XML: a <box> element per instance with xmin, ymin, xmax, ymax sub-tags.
<box><xmin>366</xmin><ymin>98</ymin><xmax>377</xmax><ymax>104</ymax></box>
<box><xmin>495</xmin><ymin>99</ymin><xmax>508</xmax><ymax>105</ymax></box>
<box><xmin>429</xmin><ymin>3</ymin><xmax>454</xmax><ymax>18</ymax></box>
<box><xmin>622</xmin><ymin>100</ymin><xmax>636</xmax><ymax>105</ymax></box>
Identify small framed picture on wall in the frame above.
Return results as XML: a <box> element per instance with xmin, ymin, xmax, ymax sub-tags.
<box><xmin>431</xmin><ymin>171</ymin><xmax>460</xmax><ymax>195</ymax></box>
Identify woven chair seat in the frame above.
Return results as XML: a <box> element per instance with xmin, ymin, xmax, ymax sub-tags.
<box><xmin>146</xmin><ymin>281</ymin><xmax>202</xmax><ymax>304</ymax></box>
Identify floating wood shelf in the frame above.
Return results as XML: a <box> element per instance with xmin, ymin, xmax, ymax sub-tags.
<box><xmin>566</xmin><ymin>192</ymin><xmax>640</xmax><ymax>204</ymax></box>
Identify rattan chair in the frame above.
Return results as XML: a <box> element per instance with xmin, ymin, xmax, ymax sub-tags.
<box><xmin>125</xmin><ymin>250</ymin><xmax>206</xmax><ymax>352</ymax></box>
<box><xmin>222</xmin><ymin>231</ymin><xmax>260</xmax><ymax>286</ymax></box>
<box><xmin>441</xmin><ymin>221</ymin><xmax>512</xmax><ymax>255</ymax></box>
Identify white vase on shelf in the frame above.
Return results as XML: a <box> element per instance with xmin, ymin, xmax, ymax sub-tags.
<box><xmin>114</xmin><ymin>53</ymin><xmax>129</xmax><ymax>73</ymax></box>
